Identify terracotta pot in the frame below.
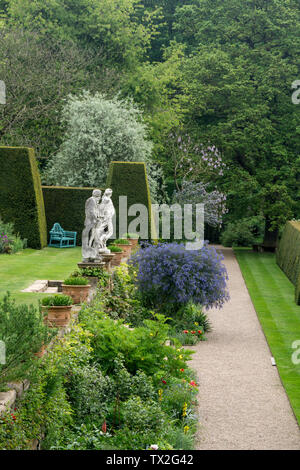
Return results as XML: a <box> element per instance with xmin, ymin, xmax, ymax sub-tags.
<box><xmin>128</xmin><ymin>238</ymin><xmax>139</xmax><ymax>248</ymax></box>
<box><xmin>111</xmin><ymin>250</ymin><xmax>124</xmax><ymax>266</ymax></box>
<box><xmin>42</xmin><ymin>305</ymin><xmax>72</xmax><ymax>328</ymax></box>
<box><xmin>115</xmin><ymin>243</ymin><xmax>132</xmax><ymax>257</ymax></box>
<box><xmin>62</xmin><ymin>284</ymin><xmax>91</xmax><ymax>304</ymax></box>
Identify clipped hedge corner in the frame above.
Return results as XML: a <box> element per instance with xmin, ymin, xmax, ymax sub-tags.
<box><xmin>106</xmin><ymin>161</ymin><xmax>155</xmax><ymax>240</ymax></box>
<box><xmin>0</xmin><ymin>146</ymin><xmax>47</xmax><ymax>248</ymax></box>
<box><xmin>276</xmin><ymin>221</ymin><xmax>300</xmax><ymax>304</ymax></box>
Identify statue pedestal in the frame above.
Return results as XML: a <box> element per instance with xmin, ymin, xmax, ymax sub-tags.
<box><xmin>101</xmin><ymin>253</ymin><xmax>116</xmax><ymax>272</ymax></box>
<box><xmin>78</xmin><ymin>261</ymin><xmax>105</xmax><ymax>270</ymax></box>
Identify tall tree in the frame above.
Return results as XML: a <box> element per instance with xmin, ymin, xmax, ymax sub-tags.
<box><xmin>7</xmin><ymin>0</ymin><xmax>158</xmax><ymax>70</ymax></box>
<box><xmin>0</xmin><ymin>28</ymin><xmax>119</xmax><ymax>159</ymax></box>
<box><xmin>174</xmin><ymin>0</ymin><xmax>300</xmax><ymax>244</ymax></box>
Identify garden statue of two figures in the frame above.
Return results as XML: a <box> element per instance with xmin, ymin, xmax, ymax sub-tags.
<box><xmin>82</xmin><ymin>188</ymin><xmax>115</xmax><ymax>262</ymax></box>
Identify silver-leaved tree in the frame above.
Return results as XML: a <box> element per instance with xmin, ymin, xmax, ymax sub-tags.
<box><xmin>43</xmin><ymin>91</ymin><xmax>163</xmax><ymax>200</ymax></box>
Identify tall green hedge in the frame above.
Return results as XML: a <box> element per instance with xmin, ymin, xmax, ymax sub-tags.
<box><xmin>106</xmin><ymin>161</ymin><xmax>155</xmax><ymax>239</ymax></box>
<box><xmin>276</xmin><ymin>221</ymin><xmax>300</xmax><ymax>304</ymax></box>
<box><xmin>0</xmin><ymin>146</ymin><xmax>47</xmax><ymax>248</ymax></box>
<box><xmin>42</xmin><ymin>186</ymin><xmax>102</xmax><ymax>245</ymax></box>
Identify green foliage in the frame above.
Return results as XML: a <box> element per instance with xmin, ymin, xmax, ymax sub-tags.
<box><xmin>83</xmin><ymin>312</ymin><xmax>193</xmax><ymax>376</ymax></box>
<box><xmin>43</xmin><ymin>92</ymin><xmax>153</xmax><ymax>188</ymax></box>
<box><xmin>109</xmin><ymin>245</ymin><xmax>123</xmax><ymax>253</ymax></box>
<box><xmin>76</xmin><ymin>267</ymin><xmax>111</xmax><ymax>289</ymax></box>
<box><xmin>0</xmin><ymin>28</ymin><xmax>117</xmax><ymax>160</ymax></box>
<box><xmin>221</xmin><ymin>216</ymin><xmax>265</xmax><ymax>247</ymax></box>
<box><xmin>0</xmin><ymin>293</ymin><xmax>54</xmax><ymax>390</ymax></box>
<box><xmin>66</xmin><ymin>364</ymin><xmax>114</xmax><ymax>424</ymax></box>
<box><xmin>160</xmin><ymin>375</ymin><xmax>198</xmax><ymax>422</ymax></box>
<box><xmin>174</xmin><ymin>0</ymin><xmax>300</xmax><ymax>238</ymax></box>
<box><xmin>107</xmin><ymin>161</ymin><xmax>154</xmax><ymax>239</ymax></box>
<box><xmin>63</xmin><ymin>277</ymin><xmax>89</xmax><ymax>286</ymax></box>
<box><xmin>169</xmin><ymin>302</ymin><xmax>211</xmax><ymax>345</ymax></box>
<box><xmin>42</xmin><ymin>295</ymin><xmax>73</xmax><ymax>306</ymax></box>
<box><xmin>8</xmin><ymin>0</ymin><xmax>157</xmax><ymax>70</ymax></box>
<box><xmin>121</xmin><ymin>395</ymin><xmax>167</xmax><ymax>431</ymax></box>
<box><xmin>276</xmin><ymin>221</ymin><xmax>300</xmax><ymax>304</ymax></box>
<box><xmin>0</xmin><ymin>218</ymin><xmax>26</xmax><ymax>254</ymax></box>
<box><xmin>122</xmin><ymin>42</ymin><xmax>185</xmax><ymax>164</ymax></box>
<box><xmin>0</xmin><ymin>147</ymin><xmax>47</xmax><ymax>249</ymax></box>
<box><xmin>114</xmin><ymin>239</ymin><xmax>130</xmax><ymax>245</ymax></box>
<box><xmin>0</xmin><ymin>285</ymin><xmax>198</xmax><ymax>450</ymax></box>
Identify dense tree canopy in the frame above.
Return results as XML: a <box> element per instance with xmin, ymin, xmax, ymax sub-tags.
<box><xmin>0</xmin><ymin>0</ymin><xmax>299</xmax><ymax>241</ymax></box>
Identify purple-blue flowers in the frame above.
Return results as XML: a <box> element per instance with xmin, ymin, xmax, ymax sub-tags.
<box><xmin>130</xmin><ymin>242</ymin><xmax>229</xmax><ymax>311</ymax></box>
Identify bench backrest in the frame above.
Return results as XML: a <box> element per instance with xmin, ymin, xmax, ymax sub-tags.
<box><xmin>50</xmin><ymin>223</ymin><xmax>64</xmax><ymax>234</ymax></box>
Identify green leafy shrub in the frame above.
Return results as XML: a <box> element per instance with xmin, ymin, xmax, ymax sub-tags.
<box><xmin>63</xmin><ymin>277</ymin><xmax>89</xmax><ymax>286</ymax></box>
<box><xmin>42</xmin><ymin>295</ymin><xmax>73</xmax><ymax>306</ymax></box>
<box><xmin>172</xmin><ymin>302</ymin><xmax>211</xmax><ymax>333</ymax></box>
<box><xmin>66</xmin><ymin>364</ymin><xmax>114</xmax><ymax>424</ymax></box>
<box><xmin>114</xmin><ymin>239</ymin><xmax>130</xmax><ymax>245</ymax></box>
<box><xmin>43</xmin><ymin>92</ymin><xmax>153</xmax><ymax>188</ymax></box>
<box><xmin>121</xmin><ymin>396</ymin><xmax>167</xmax><ymax>432</ymax></box>
<box><xmin>79</xmin><ymin>265</ymin><xmax>151</xmax><ymax>327</ymax></box>
<box><xmin>0</xmin><ymin>219</ymin><xmax>26</xmax><ymax>254</ymax></box>
<box><xmin>109</xmin><ymin>245</ymin><xmax>123</xmax><ymax>253</ymax></box>
<box><xmin>84</xmin><ymin>313</ymin><xmax>193</xmax><ymax>376</ymax></box>
<box><xmin>0</xmin><ymin>147</ymin><xmax>47</xmax><ymax>249</ymax></box>
<box><xmin>160</xmin><ymin>376</ymin><xmax>198</xmax><ymax>423</ymax></box>
<box><xmin>221</xmin><ymin>216</ymin><xmax>265</xmax><ymax>247</ymax></box>
<box><xmin>0</xmin><ymin>293</ymin><xmax>54</xmax><ymax>390</ymax></box>
<box><xmin>76</xmin><ymin>267</ymin><xmax>111</xmax><ymax>288</ymax></box>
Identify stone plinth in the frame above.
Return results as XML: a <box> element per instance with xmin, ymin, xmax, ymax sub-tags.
<box><xmin>101</xmin><ymin>253</ymin><xmax>116</xmax><ymax>272</ymax></box>
<box><xmin>78</xmin><ymin>261</ymin><xmax>105</xmax><ymax>270</ymax></box>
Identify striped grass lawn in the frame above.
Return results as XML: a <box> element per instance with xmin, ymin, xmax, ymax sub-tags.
<box><xmin>235</xmin><ymin>249</ymin><xmax>300</xmax><ymax>425</ymax></box>
<box><xmin>0</xmin><ymin>247</ymin><xmax>81</xmax><ymax>307</ymax></box>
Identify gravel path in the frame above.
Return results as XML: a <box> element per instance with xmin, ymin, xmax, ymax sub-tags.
<box><xmin>190</xmin><ymin>246</ymin><xmax>300</xmax><ymax>450</ymax></box>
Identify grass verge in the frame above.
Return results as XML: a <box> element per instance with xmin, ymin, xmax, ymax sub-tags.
<box><xmin>0</xmin><ymin>247</ymin><xmax>81</xmax><ymax>306</ymax></box>
<box><xmin>235</xmin><ymin>249</ymin><xmax>300</xmax><ymax>425</ymax></box>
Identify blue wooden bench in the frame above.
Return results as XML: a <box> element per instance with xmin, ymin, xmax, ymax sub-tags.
<box><xmin>49</xmin><ymin>223</ymin><xmax>77</xmax><ymax>248</ymax></box>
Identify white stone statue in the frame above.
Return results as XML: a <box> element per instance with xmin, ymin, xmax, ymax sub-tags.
<box><xmin>82</xmin><ymin>189</ymin><xmax>102</xmax><ymax>262</ymax></box>
<box><xmin>96</xmin><ymin>188</ymin><xmax>115</xmax><ymax>254</ymax></box>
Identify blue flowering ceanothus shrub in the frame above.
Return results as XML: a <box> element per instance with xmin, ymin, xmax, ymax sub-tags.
<box><xmin>130</xmin><ymin>243</ymin><xmax>229</xmax><ymax>312</ymax></box>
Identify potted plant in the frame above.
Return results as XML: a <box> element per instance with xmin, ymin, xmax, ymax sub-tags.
<box><xmin>110</xmin><ymin>245</ymin><xmax>124</xmax><ymax>266</ymax></box>
<box><xmin>112</xmin><ymin>238</ymin><xmax>132</xmax><ymax>257</ymax></box>
<box><xmin>122</xmin><ymin>232</ymin><xmax>139</xmax><ymax>248</ymax></box>
<box><xmin>62</xmin><ymin>276</ymin><xmax>91</xmax><ymax>304</ymax></box>
<box><xmin>42</xmin><ymin>295</ymin><xmax>73</xmax><ymax>328</ymax></box>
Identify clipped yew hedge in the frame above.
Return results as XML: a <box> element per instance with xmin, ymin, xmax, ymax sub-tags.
<box><xmin>0</xmin><ymin>146</ymin><xmax>47</xmax><ymax>248</ymax></box>
<box><xmin>106</xmin><ymin>161</ymin><xmax>154</xmax><ymax>239</ymax></box>
<box><xmin>276</xmin><ymin>221</ymin><xmax>300</xmax><ymax>304</ymax></box>
<box><xmin>42</xmin><ymin>186</ymin><xmax>102</xmax><ymax>245</ymax></box>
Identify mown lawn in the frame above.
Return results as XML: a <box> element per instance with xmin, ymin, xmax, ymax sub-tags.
<box><xmin>0</xmin><ymin>247</ymin><xmax>81</xmax><ymax>306</ymax></box>
<box><xmin>235</xmin><ymin>249</ymin><xmax>300</xmax><ymax>425</ymax></box>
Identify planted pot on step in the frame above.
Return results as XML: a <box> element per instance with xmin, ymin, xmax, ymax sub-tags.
<box><xmin>113</xmin><ymin>238</ymin><xmax>132</xmax><ymax>257</ymax></box>
<box><xmin>62</xmin><ymin>276</ymin><xmax>91</xmax><ymax>304</ymax></box>
<box><xmin>42</xmin><ymin>294</ymin><xmax>73</xmax><ymax>328</ymax></box>
<box><xmin>122</xmin><ymin>232</ymin><xmax>139</xmax><ymax>248</ymax></box>
<box><xmin>110</xmin><ymin>245</ymin><xmax>124</xmax><ymax>266</ymax></box>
